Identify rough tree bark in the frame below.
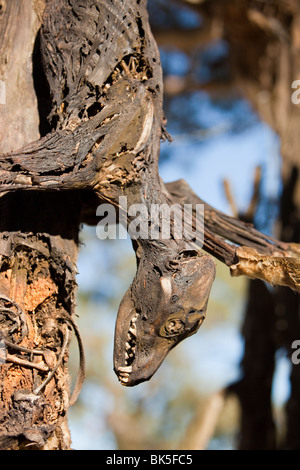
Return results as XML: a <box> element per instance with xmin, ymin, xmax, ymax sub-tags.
<box><xmin>0</xmin><ymin>0</ymin><xmax>299</xmax><ymax>450</ymax></box>
<box><xmin>0</xmin><ymin>0</ymin><xmax>85</xmax><ymax>450</ymax></box>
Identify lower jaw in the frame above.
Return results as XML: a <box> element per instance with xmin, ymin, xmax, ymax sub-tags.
<box><xmin>116</xmin><ymin>371</ymin><xmax>154</xmax><ymax>387</ymax></box>
<box><xmin>118</xmin><ymin>374</ymin><xmax>131</xmax><ymax>385</ymax></box>
<box><xmin>117</xmin><ymin>373</ymin><xmax>135</xmax><ymax>386</ymax></box>
<box><xmin>116</xmin><ymin>369</ymin><xmax>146</xmax><ymax>387</ymax></box>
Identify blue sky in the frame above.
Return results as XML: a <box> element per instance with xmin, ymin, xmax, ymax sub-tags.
<box><xmin>160</xmin><ymin>119</ymin><xmax>282</xmax><ymax>215</ymax></box>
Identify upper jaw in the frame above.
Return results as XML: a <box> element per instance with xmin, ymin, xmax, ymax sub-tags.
<box><xmin>114</xmin><ymin>311</ymin><xmax>140</xmax><ymax>386</ymax></box>
<box><xmin>114</xmin><ymin>310</ymin><xmax>174</xmax><ymax>386</ymax></box>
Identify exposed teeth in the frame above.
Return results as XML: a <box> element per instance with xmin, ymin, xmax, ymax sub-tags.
<box><xmin>118</xmin><ymin>366</ymin><xmax>133</xmax><ymax>373</ymax></box>
<box><xmin>118</xmin><ymin>313</ymin><xmax>140</xmax><ymax>374</ymax></box>
<box><xmin>119</xmin><ymin>373</ymin><xmax>130</xmax><ymax>380</ymax></box>
<box><xmin>120</xmin><ymin>377</ymin><xmax>129</xmax><ymax>384</ymax></box>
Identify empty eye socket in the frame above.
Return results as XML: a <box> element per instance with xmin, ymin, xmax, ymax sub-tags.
<box><xmin>164</xmin><ymin>318</ymin><xmax>185</xmax><ymax>336</ymax></box>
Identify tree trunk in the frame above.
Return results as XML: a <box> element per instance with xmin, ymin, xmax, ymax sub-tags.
<box><xmin>202</xmin><ymin>0</ymin><xmax>300</xmax><ymax>449</ymax></box>
<box><xmin>154</xmin><ymin>0</ymin><xmax>300</xmax><ymax>448</ymax></box>
<box><xmin>0</xmin><ymin>0</ymin><xmax>81</xmax><ymax>450</ymax></box>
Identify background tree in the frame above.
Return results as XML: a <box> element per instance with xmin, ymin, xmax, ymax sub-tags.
<box><xmin>150</xmin><ymin>0</ymin><xmax>300</xmax><ymax>449</ymax></box>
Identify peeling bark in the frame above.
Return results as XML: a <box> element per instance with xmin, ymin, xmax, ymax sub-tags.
<box><xmin>0</xmin><ymin>0</ymin><xmax>81</xmax><ymax>450</ymax></box>
<box><xmin>0</xmin><ymin>0</ymin><xmax>299</xmax><ymax>449</ymax></box>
